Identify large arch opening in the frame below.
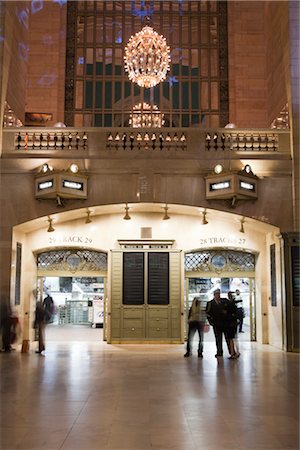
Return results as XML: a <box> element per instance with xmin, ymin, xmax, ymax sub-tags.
<box><xmin>10</xmin><ymin>203</ymin><xmax>283</xmax><ymax>350</ymax></box>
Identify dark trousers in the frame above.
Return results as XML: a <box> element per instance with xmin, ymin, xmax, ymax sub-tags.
<box><xmin>186</xmin><ymin>321</ymin><xmax>203</xmax><ymax>355</ymax></box>
<box><xmin>37</xmin><ymin>323</ymin><xmax>45</xmax><ymax>352</ymax></box>
<box><xmin>237</xmin><ymin>308</ymin><xmax>244</xmax><ymax>332</ymax></box>
<box><xmin>213</xmin><ymin>325</ymin><xmax>231</xmax><ymax>356</ymax></box>
<box><xmin>2</xmin><ymin>318</ymin><xmax>12</xmax><ymax>351</ymax></box>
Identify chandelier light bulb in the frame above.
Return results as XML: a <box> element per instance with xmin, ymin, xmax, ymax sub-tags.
<box><xmin>124</xmin><ymin>26</ymin><xmax>171</xmax><ymax>88</ymax></box>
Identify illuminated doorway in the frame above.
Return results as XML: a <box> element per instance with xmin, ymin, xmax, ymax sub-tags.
<box><xmin>36</xmin><ymin>248</ymin><xmax>108</xmax><ymax>341</ymax></box>
<box><xmin>184</xmin><ymin>249</ymin><xmax>257</xmax><ymax>341</ymax></box>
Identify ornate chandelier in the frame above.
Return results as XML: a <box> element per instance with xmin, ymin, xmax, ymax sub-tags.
<box><xmin>129</xmin><ymin>102</ymin><xmax>165</xmax><ymax>128</ymax></box>
<box><xmin>124</xmin><ymin>26</ymin><xmax>171</xmax><ymax>88</ymax></box>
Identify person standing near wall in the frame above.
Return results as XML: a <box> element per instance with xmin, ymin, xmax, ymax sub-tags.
<box><xmin>184</xmin><ymin>297</ymin><xmax>207</xmax><ymax>358</ymax></box>
<box><xmin>33</xmin><ymin>302</ymin><xmax>50</xmax><ymax>354</ymax></box>
<box><xmin>43</xmin><ymin>294</ymin><xmax>54</xmax><ymax>324</ymax></box>
<box><xmin>235</xmin><ymin>289</ymin><xmax>245</xmax><ymax>333</ymax></box>
<box><xmin>206</xmin><ymin>289</ymin><xmax>231</xmax><ymax>358</ymax></box>
<box><xmin>1</xmin><ymin>302</ymin><xmax>12</xmax><ymax>352</ymax></box>
<box><xmin>227</xmin><ymin>292</ymin><xmax>240</xmax><ymax>359</ymax></box>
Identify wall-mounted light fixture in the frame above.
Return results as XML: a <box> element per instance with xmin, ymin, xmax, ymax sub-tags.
<box><xmin>47</xmin><ymin>216</ymin><xmax>55</xmax><ymax>232</ymax></box>
<box><xmin>69</xmin><ymin>163</ymin><xmax>79</xmax><ymax>173</ymax></box>
<box><xmin>239</xmin><ymin>217</ymin><xmax>245</xmax><ymax>233</ymax></box>
<box><xmin>202</xmin><ymin>209</ymin><xmax>208</xmax><ymax>225</ymax></box>
<box><xmin>214</xmin><ymin>164</ymin><xmax>223</xmax><ymax>175</ymax></box>
<box><xmin>123</xmin><ymin>203</ymin><xmax>131</xmax><ymax>220</ymax></box>
<box><xmin>162</xmin><ymin>204</ymin><xmax>170</xmax><ymax>220</ymax></box>
<box><xmin>41</xmin><ymin>163</ymin><xmax>53</xmax><ymax>173</ymax></box>
<box><xmin>85</xmin><ymin>208</ymin><xmax>92</xmax><ymax>224</ymax></box>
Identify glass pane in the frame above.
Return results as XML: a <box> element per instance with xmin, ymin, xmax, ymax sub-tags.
<box><xmin>211</xmin><ymin>82</ymin><xmax>218</xmax><ymax>110</ymax></box>
<box><xmin>182</xmin><ymin>49</ymin><xmax>189</xmax><ymax>75</ymax></box>
<box><xmin>172</xmin><ymin>84</ymin><xmax>179</xmax><ymax>109</ymax></box>
<box><xmin>86</xmin><ymin>16</ymin><xmax>94</xmax><ymax>44</ymax></box>
<box><xmin>86</xmin><ymin>48</ymin><xmax>93</xmax><ymax>75</ymax></box>
<box><xmin>105</xmin><ymin>82</ymin><xmax>112</xmax><ymax>108</ymax></box>
<box><xmin>105</xmin><ymin>49</ymin><xmax>112</xmax><ymax>75</ymax></box>
<box><xmin>182</xmin><ymin>114</ymin><xmax>189</xmax><ymax>127</ymax></box>
<box><xmin>191</xmin><ymin>82</ymin><xmax>199</xmax><ymax>109</ymax></box>
<box><xmin>77</xmin><ymin>16</ymin><xmax>84</xmax><ymax>44</ymax></box>
<box><xmin>201</xmin><ymin>82</ymin><xmax>208</xmax><ymax>109</ymax></box>
<box><xmin>95</xmin><ymin>48</ymin><xmax>103</xmax><ymax>75</ymax></box>
<box><xmin>210</xmin><ymin>49</ymin><xmax>218</xmax><ymax>76</ymax></box>
<box><xmin>105</xmin><ymin>17</ymin><xmax>112</xmax><ymax>43</ymax></box>
<box><xmin>114</xmin><ymin>17</ymin><xmax>122</xmax><ymax>43</ymax></box>
<box><xmin>115</xmin><ymin>48</ymin><xmax>122</xmax><ymax>75</ymax></box>
<box><xmin>200</xmin><ymin>49</ymin><xmax>208</xmax><ymax>76</ymax></box>
<box><xmin>182</xmin><ymin>17</ymin><xmax>189</xmax><ymax>44</ymax></box>
<box><xmin>201</xmin><ymin>17</ymin><xmax>208</xmax><ymax>44</ymax></box>
<box><xmin>95</xmin><ymin>17</ymin><xmax>103</xmax><ymax>44</ymax></box>
<box><xmin>74</xmin><ymin>114</ymin><xmax>83</xmax><ymax>127</ymax></box>
<box><xmin>191</xmin><ymin>49</ymin><xmax>199</xmax><ymax>76</ymax></box>
<box><xmin>182</xmin><ymin>82</ymin><xmax>189</xmax><ymax>110</ymax></box>
<box><xmin>95</xmin><ymin>82</ymin><xmax>102</xmax><ymax>108</ymax></box>
<box><xmin>75</xmin><ymin>81</ymin><xmax>83</xmax><ymax>109</ymax></box>
<box><xmin>83</xmin><ymin>114</ymin><xmax>93</xmax><ymax>126</ymax></box>
<box><xmin>104</xmin><ymin>114</ymin><xmax>112</xmax><ymax>126</ymax></box>
<box><xmin>114</xmin><ymin>82</ymin><xmax>121</xmax><ymax>103</ymax></box>
<box><xmin>95</xmin><ymin>114</ymin><xmax>102</xmax><ymax>126</ymax></box>
<box><xmin>76</xmin><ymin>48</ymin><xmax>84</xmax><ymax>76</ymax></box>
<box><xmin>85</xmin><ymin>81</ymin><xmax>93</xmax><ymax>108</ymax></box>
<box><xmin>163</xmin><ymin>82</ymin><xmax>169</xmax><ymax>100</ymax></box>
<box><xmin>191</xmin><ymin>18</ymin><xmax>198</xmax><ymax>45</ymax></box>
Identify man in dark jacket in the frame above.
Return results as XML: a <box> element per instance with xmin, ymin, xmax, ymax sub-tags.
<box><xmin>206</xmin><ymin>289</ymin><xmax>231</xmax><ymax>357</ymax></box>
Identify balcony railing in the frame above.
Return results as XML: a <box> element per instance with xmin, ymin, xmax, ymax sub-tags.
<box><xmin>1</xmin><ymin>127</ymin><xmax>290</xmax><ymax>156</ymax></box>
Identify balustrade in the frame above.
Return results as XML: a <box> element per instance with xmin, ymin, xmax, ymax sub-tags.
<box><xmin>1</xmin><ymin>128</ymin><xmax>288</xmax><ymax>155</ymax></box>
<box><xmin>106</xmin><ymin>131</ymin><xmax>187</xmax><ymax>151</ymax></box>
<box><xmin>15</xmin><ymin>131</ymin><xmax>88</xmax><ymax>150</ymax></box>
<box><xmin>205</xmin><ymin>131</ymin><xmax>279</xmax><ymax>152</ymax></box>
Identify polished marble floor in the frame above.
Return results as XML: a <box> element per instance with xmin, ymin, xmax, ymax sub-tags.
<box><xmin>0</xmin><ymin>326</ymin><xmax>299</xmax><ymax>450</ymax></box>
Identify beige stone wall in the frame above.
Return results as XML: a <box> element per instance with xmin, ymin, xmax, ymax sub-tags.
<box><xmin>228</xmin><ymin>1</ymin><xmax>268</xmax><ymax>127</ymax></box>
<box><xmin>26</xmin><ymin>1</ymin><xmax>66</xmax><ymax>125</ymax></box>
<box><xmin>0</xmin><ymin>1</ymin><xmax>29</xmax><ymax>128</ymax></box>
<box><xmin>265</xmin><ymin>1</ymin><xmax>289</xmax><ymax>126</ymax></box>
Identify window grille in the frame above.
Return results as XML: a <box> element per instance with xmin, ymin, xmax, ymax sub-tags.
<box><xmin>37</xmin><ymin>249</ymin><xmax>107</xmax><ymax>272</ymax></box>
<box><xmin>185</xmin><ymin>250</ymin><xmax>255</xmax><ymax>272</ymax></box>
<box><xmin>65</xmin><ymin>0</ymin><xmax>228</xmax><ymax>128</ymax></box>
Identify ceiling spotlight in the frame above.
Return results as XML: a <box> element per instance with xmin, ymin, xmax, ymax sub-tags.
<box><xmin>85</xmin><ymin>209</ymin><xmax>92</xmax><ymax>224</ymax></box>
<box><xmin>70</xmin><ymin>164</ymin><xmax>79</xmax><ymax>173</ymax></box>
<box><xmin>202</xmin><ymin>209</ymin><xmax>208</xmax><ymax>225</ymax></box>
<box><xmin>162</xmin><ymin>204</ymin><xmax>170</xmax><ymax>220</ymax></box>
<box><xmin>123</xmin><ymin>203</ymin><xmax>131</xmax><ymax>220</ymax></box>
<box><xmin>214</xmin><ymin>164</ymin><xmax>223</xmax><ymax>174</ymax></box>
<box><xmin>239</xmin><ymin>217</ymin><xmax>245</xmax><ymax>233</ymax></box>
<box><xmin>47</xmin><ymin>216</ymin><xmax>55</xmax><ymax>233</ymax></box>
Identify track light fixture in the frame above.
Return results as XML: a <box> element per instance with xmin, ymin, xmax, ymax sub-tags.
<box><xmin>47</xmin><ymin>216</ymin><xmax>55</xmax><ymax>232</ymax></box>
<box><xmin>162</xmin><ymin>204</ymin><xmax>170</xmax><ymax>220</ymax></box>
<box><xmin>202</xmin><ymin>209</ymin><xmax>208</xmax><ymax>225</ymax></box>
<box><xmin>239</xmin><ymin>217</ymin><xmax>245</xmax><ymax>233</ymax></box>
<box><xmin>85</xmin><ymin>209</ymin><xmax>92</xmax><ymax>224</ymax></box>
<box><xmin>123</xmin><ymin>203</ymin><xmax>131</xmax><ymax>220</ymax></box>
